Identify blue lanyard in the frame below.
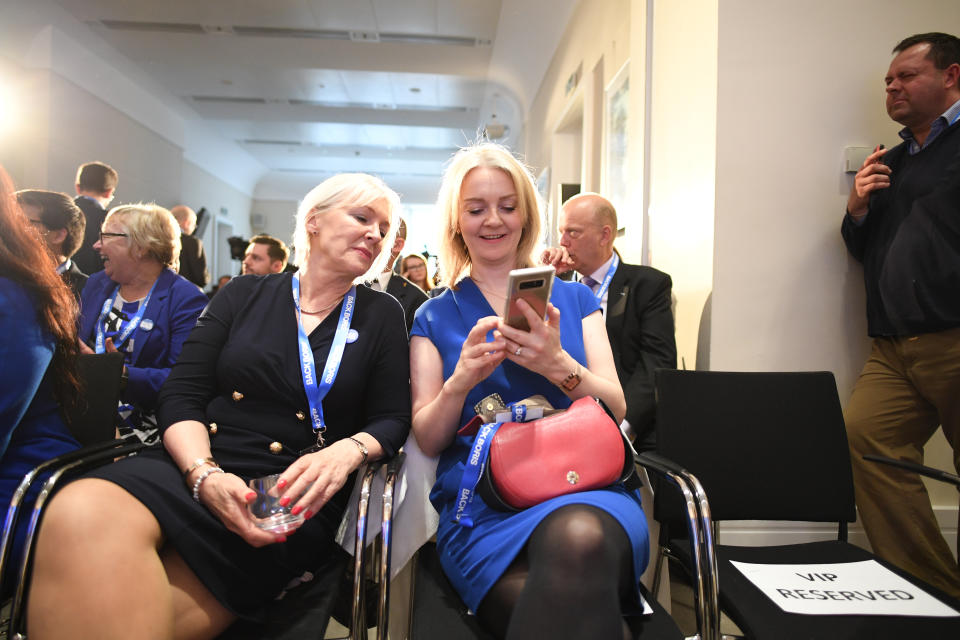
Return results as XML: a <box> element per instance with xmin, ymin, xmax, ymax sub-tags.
<box><xmin>454</xmin><ymin>421</ymin><xmax>504</xmax><ymax>527</ymax></box>
<box><xmin>593</xmin><ymin>253</ymin><xmax>619</xmax><ymax>303</ymax></box>
<box><xmin>292</xmin><ymin>272</ymin><xmax>356</xmax><ymax>449</ymax></box>
<box><xmin>95</xmin><ymin>279</ymin><xmax>158</xmax><ymax>353</ymax></box>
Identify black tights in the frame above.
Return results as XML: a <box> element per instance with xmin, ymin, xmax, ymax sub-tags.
<box><xmin>476</xmin><ymin>504</ymin><xmax>635</xmax><ymax>640</ymax></box>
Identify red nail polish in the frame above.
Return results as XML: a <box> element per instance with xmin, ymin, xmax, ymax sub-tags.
<box><xmin>279</xmin><ymin>496</ymin><xmax>291</xmax><ymax>507</ymax></box>
<box><xmin>304</xmin><ymin>510</ymin><xmax>314</xmax><ymax>520</ymax></box>
<box><xmin>245</xmin><ymin>491</ymin><xmax>256</xmax><ymax>501</ymax></box>
<box><xmin>276</xmin><ymin>536</ymin><xmax>287</xmax><ymax>543</ymax></box>
<box><xmin>277</xmin><ymin>479</ymin><xmax>287</xmax><ymax>489</ymax></box>
<box><xmin>291</xmin><ymin>505</ymin><xmax>303</xmax><ymax>516</ymax></box>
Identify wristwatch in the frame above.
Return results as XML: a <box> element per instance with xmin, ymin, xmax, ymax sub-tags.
<box><xmin>559</xmin><ymin>365</ymin><xmax>582</xmax><ymax>391</ymax></box>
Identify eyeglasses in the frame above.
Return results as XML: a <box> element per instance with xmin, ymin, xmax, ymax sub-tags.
<box><xmin>99</xmin><ymin>231</ymin><xmax>128</xmax><ymax>243</ymax></box>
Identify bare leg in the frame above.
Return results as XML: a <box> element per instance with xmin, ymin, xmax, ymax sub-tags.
<box><xmin>27</xmin><ymin>479</ymin><xmax>235</xmax><ymax>640</ymax></box>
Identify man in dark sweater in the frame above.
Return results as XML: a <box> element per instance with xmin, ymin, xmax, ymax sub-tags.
<box><xmin>842</xmin><ymin>32</ymin><xmax>960</xmax><ymax>599</ymax></box>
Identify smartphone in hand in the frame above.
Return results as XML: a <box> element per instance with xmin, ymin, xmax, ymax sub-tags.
<box><xmin>503</xmin><ymin>266</ymin><xmax>555</xmax><ymax>331</ymax></box>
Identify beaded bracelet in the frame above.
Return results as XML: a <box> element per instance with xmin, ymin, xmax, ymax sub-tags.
<box><xmin>192</xmin><ymin>466</ymin><xmax>224</xmax><ymax>503</ymax></box>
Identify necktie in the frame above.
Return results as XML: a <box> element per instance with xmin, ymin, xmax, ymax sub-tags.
<box><xmin>581</xmin><ymin>275</ymin><xmax>598</xmax><ymax>290</ymax></box>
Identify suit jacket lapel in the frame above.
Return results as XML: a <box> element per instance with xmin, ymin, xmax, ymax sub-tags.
<box><xmin>130</xmin><ymin>269</ymin><xmax>171</xmax><ymax>365</ymax></box>
<box><xmin>605</xmin><ymin>264</ymin><xmax>629</xmax><ymax>337</ymax></box>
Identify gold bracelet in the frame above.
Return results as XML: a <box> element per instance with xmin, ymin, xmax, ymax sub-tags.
<box><xmin>347</xmin><ymin>437</ymin><xmax>368</xmax><ymax>465</ymax></box>
<box><xmin>182</xmin><ymin>456</ymin><xmax>218</xmax><ymax>481</ymax></box>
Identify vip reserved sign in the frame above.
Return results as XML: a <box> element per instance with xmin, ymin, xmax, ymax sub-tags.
<box><xmin>730</xmin><ymin>560</ymin><xmax>960</xmax><ymax>617</ymax></box>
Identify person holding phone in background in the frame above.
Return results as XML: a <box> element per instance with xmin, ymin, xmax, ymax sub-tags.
<box><xmin>409</xmin><ymin>142</ymin><xmax>648</xmax><ymax>640</ymax></box>
<box><xmin>842</xmin><ymin>32</ymin><xmax>960</xmax><ymax>599</ymax></box>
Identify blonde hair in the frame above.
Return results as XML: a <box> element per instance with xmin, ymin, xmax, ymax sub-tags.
<box><xmin>104</xmin><ymin>203</ymin><xmax>180</xmax><ymax>267</ymax></box>
<box><xmin>436</xmin><ymin>142</ymin><xmax>543</xmax><ymax>289</ymax></box>
<box><xmin>293</xmin><ymin>174</ymin><xmax>401</xmax><ymax>281</ymax></box>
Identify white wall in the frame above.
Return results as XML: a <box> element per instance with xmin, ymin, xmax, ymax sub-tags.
<box><xmin>526</xmin><ymin>0</ymin><xmax>959</xmax><ymax>548</ymax></box>
<box><xmin>0</xmin><ymin>1</ymin><xmax>263</xmax><ymax>239</ymax></box>
<box><xmin>710</xmin><ymin>1</ymin><xmax>959</xmax><ymax>528</ymax></box>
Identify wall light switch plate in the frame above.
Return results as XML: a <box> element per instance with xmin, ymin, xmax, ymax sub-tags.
<box><xmin>844</xmin><ymin>147</ymin><xmax>873</xmax><ymax>173</ymax></box>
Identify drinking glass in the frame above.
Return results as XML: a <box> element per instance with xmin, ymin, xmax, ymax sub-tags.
<box><xmin>247</xmin><ymin>473</ymin><xmax>304</xmax><ymax>534</ymax></box>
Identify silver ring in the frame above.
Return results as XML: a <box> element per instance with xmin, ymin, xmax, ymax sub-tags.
<box><xmin>515</xmin><ymin>347</ymin><xmax>523</xmax><ymax>356</ymax></box>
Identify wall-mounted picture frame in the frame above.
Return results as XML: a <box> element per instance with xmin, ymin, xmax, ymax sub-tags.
<box><xmin>603</xmin><ymin>61</ymin><xmax>630</xmax><ymax>230</ymax></box>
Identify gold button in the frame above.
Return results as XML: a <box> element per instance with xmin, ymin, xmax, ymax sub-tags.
<box><xmin>566</xmin><ymin>471</ymin><xmax>580</xmax><ymax>485</ymax></box>
<box><xmin>295</xmin><ymin>411</ymin><xmax>306</xmax><ymax>421</ymax></box>
<box><xmin>208</xmin><ymin>422</ymin><xmax>218</xmax><ymax>434</ymax></box>
<box><xmin>269</xmin><ymin>441</ymin><xmax>283</xmax><ymax>454</ymax></box>
<box><xmin>232</xmin><ymin>390</ymin><xmax>244</xmax><ymax>402</ymax></box>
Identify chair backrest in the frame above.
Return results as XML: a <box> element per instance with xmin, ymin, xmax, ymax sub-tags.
<box><xmin>64</xmin><ymin>352</ymin><xmax>125</xmax><ymax>446</ymax></box>
<box><xmin>653</xmin><ymin>370</ymin><xmax>856</xmax><ymax>526</ymax></box>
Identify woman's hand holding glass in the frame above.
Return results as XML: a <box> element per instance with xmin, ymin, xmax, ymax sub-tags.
<box><xmin>193</xmin><ymin>469</ymin><xmax>283</xmax><ymax>546</ymax></box>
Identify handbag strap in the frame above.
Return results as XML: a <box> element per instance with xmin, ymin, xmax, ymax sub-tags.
<box><xmin>453</xmin><ymin>421</ymin><xmax>504</xmax><ymax>528</ymax></box>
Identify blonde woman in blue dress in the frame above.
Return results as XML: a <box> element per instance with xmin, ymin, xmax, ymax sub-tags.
<box><xmin>410</xmin><ymin>142</ymin><xmax>649</xmax><ymax>640</ymax></box>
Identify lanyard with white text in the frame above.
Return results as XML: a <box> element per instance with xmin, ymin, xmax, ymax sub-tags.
<box><xmin>95</xmin><ymin>279</ymin><xmax>158</xmax><ymax>353</ymax></box>
<box><xmin>292</xmin><ymin>271</ymin><xmax>356</xmax><ymax>450</ymax></box>
<box><xmin>593</xmin><ymin>253</ymin><xmax>619</xmax><ymax>303</ymax></box>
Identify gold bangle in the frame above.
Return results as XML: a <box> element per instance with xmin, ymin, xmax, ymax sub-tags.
<box><xmin>182</xmin><ymin>456</ymin><xmax>218</xmax><ymax>480</ymax></box>
<box><xmin>347</xmin><ymin>437</ymin><xmax>368</xmax><ymax>465</ymax></box>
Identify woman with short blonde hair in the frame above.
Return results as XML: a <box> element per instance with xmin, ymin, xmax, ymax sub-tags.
<box><xmin>76</xmin><ymin>203</ymin><xmax>207</xmax><ymax>441</ymax></box>
<box><xmin>30</xmin><ymin>174</ymin><xmax>412</xmax><ymax>639</ymax></box>
<box><xmin>106</xmin><ymin>204</ymin><xmax>182</xmax><ymax>267</ymax></box>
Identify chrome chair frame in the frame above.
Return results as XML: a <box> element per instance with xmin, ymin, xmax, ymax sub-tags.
<box><xmin>637</xmin><ymin>452</ymin><xmax>720</xmax><ymax>640</ymax></box>
<box><xmin>4</xmin><ymin>439</ymin><xmax>148</xmax><ymax>639</ymax></box>
<box><xmin>349</xmin><ymin>451</ymin><xmax>406</xmax><ymax>640</ymax></box>
<box><xmin>3</xmin><ymin>447</ymin><xmax>405</xmax><ymax>640</ymax></box>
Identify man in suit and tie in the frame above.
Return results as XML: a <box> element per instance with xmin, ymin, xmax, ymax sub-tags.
<box><xmin>72</xmin><ymin>161</ymin><xmax>118</xmax><ymax>275</ymax></box>
<box><xmin>170</xmin><ymin>205</ymin><xmax>210</xmax><ymax>290</ymax></box>
<box><xmin>541</xmin><ymin>192</ymin><xmax>677</xmax><ymax>450</ymax></box>
<box><xmin>366</xmin><ymin>218</ymin><xmax>427</xmax><ymax>335</ymax></box>
<box><xmin>16</xmin><ymin>189</ymin><xmax>88</xmax><ymax>300</ymax></box>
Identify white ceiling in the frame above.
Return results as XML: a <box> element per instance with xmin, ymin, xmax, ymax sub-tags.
<box><xmin>48</xmin><ymin>0</ymin><xmax>578</xmax><ymax>203</ymax></box>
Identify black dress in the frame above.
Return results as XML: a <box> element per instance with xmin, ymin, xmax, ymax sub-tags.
<box><xmin>86</xmin><ymin>273</ymin><xmax>411</xmax><ymax>619</ymax></box>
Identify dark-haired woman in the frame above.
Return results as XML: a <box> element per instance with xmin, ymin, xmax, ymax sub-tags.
<box><xmin>0</xmin><ymin>167</ymin><xmax>81</xmax><ymax>594</ymax></box>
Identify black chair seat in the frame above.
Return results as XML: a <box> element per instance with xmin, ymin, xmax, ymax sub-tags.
<box><xmin>670</xmin><ymin>538</ymin><xmax>960</xmax><ymax>639</ymax></box>
<box><xmin>218</xmin><ymin>547</ymin><xmax>348</xmax><ymax>639</ymax></box>
<box><xmin>410</xmin><ymin>541</ymin><xmax>684</xmax><ymax>639</ymax></box>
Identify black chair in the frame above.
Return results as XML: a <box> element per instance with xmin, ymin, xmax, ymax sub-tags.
<box><xmin>1</xmin><ymin>452</ymin><xmax>405</xmax><ymax>640</ymax></box>
<box><xmin>64</xmin><ymin>352</ymin><xmax>125</xmax><ymax>445</ymax></box>
<box><xmin>652</xmin><ymin>369</ymin><xmax>960</xmax><ymax>640</ymax></box>
<box><xmin>407</xmin><ymin>451</ymin><xmax>719</xmax><ymax>640</ymax></box>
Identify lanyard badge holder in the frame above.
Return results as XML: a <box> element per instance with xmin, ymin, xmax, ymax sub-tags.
<box><xmin>95</xmin><ymin>279</ymin><xmax>159</xmax><ymax>354</ymax></box>
<box><xmin>593</xmin><ymin>253</ymin><xmax>619</xmax><ymax>303</ymax></box>
<box><xmin>292</xmin><ymin>272</ymin><xmax>356</xmax><ymax>454</ymax></box>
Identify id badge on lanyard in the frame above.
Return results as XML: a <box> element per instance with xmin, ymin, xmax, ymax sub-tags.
<box><xmin>292</xmin><ymin>272</ymin><xmax>356</xmax><ymax>452</ymax></box>
<box><xmin>95</xmin><ymin>280</ymin><xmax>158</xmax><ymax>354</ymax></box>
<box><xmin>593</xmin><ymin>253</ymin><xmax>619</xmax><ymax>303</ymax></box>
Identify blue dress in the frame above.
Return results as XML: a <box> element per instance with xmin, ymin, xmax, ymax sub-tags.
<box><xmin>411</xmin><ymin>277</ymin><xmax>649</xmax><ymax>612</ymax></box>
<box><xmin>0</xmin><ymin>278</ymin><xmax>80</xmax><ymax>589</ymax></box>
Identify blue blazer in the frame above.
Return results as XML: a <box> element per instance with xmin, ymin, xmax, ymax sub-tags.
<box><xmin>79</xmin><ymin>268</ymin><xmax>207</xmax><ymax>412</ymax></box>
<box><xmin>0</xmin><ymin>277</ymin><xmax>80</xmax><ymax>572</ymax></box>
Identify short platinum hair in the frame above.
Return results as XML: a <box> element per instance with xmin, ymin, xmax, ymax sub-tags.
<box><xmin>104</xmin><ymin>203</ymin><xmax>181</xmax><ymax>267</ymax></box>
<box><xmin>293</xmin><ymin>174</ymin><xmax>402</xmax><ymax>281</ymax></box>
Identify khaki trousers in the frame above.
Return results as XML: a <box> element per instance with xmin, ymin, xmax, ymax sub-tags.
<box><xmin>845</xmin><ymin>327</ymin><xmax>960</xmax><ymax>600</ymax></box>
